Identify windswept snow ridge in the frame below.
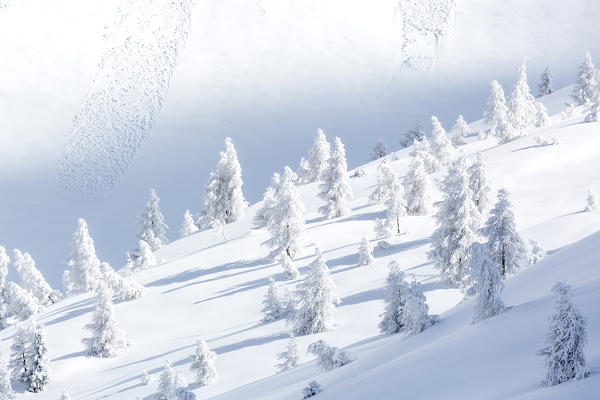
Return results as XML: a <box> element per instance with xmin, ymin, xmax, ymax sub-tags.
<box><xmin>56</xmin><ymin>0</ymin><xmax>196</xmax><ymax>194</ymax></box>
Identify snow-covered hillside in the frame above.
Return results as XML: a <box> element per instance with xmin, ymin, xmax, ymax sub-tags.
<box><xmin>1</xmin><ymin>85</ymin><xmax>599</xmax><ymax>399</ymax></box>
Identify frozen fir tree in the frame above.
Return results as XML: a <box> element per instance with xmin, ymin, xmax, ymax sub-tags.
<box><xmin>535</xmin><ymin>102</ymin><xmax>551</xmax><ymax>128</ymax></box>
<box><xmin>296</xmin><ymin>157</ymin><xmax>311</xmax><ymax>185</ymax></box>
<box><xmin>401</xmin><ymin>121</ymin><xmax>425</xmax><ymax>147</ymax></box>
<box><xmin>401</xmin><ymin>281</ymin><xmax>439</xmax><ymax>334</ymax></box>
<box><xmin>139</xmin><ymin>188</ymin><xmax>168</xmax><ymax>251</ymax></box>
<box><xmin>60</xmin><ymin>390</ymin><xmax>72</xmax><ymax>400</ymax></box>
<box><xmin>379</xmin><ymin>261</ymin><xmax>408</xmax><ymax>334</ymax></box>
<box><xmin>537</xmin><ymin>282</ymin><xmax>590</xmax><ymax>386</ymax></box>
<box><xmin>404</xmin><ymin>154</ymin><xmax>433</xmax><ymax>215</ymax></box>
<box><xmin>180</xmin><ymin>209</ymin><xmax>198</xmax><ymax>238</ymax></box>
<box><xmin>292</xmin><ymin>249</ymin><xmax>339</xmax><ymax>335</ymax></box>
<box><xmin>585</xmin><ymin>88</ymin><xmax>600</xmax><ymax>123</ymax></box>
<box><xmin>280</xmin><ymin>253</ymin><xmax>299</xmax><ymax>280</ymax></box>
<box><xmin>83</xmin><ymin>284</ymin><xmax>128</xmax><ymax>357</ymax></box>
<box><xmin>307</xmin><ymin>128</ymin><xmax>331</xmax><ymax>182</ymax></box>
<box><xmin>373</xmin><ymin>218</ymin><xmax>391</xmax><ymax>240</ymax></box>
<box><xmin>101</xmin><ymin>262</ymin><xmax>144</xmax><ymax>302</ymax></box>
<box><xmin>318</xmin><ymin>137</ymin><xmax>352</xmax><ymax>219</ymax></box>
<box><xmin>450</xmin><ymin>115</ymin><xmax>469</xmax><ymax>145</ymax></box>
<box><xmin>204</xmin><ymin>137</ymin><xmax>248</xmax><ymax>225</ymax></box>
<box><xmin>495</xmin><ymin>109</ymin><xmax>517</xmax><ymax>144</ymax></box>
<box><xmin>429</xmin><ymin>156</ymin><xmax>481</xmax><ymax>286</ymax></box>
<box><xmin>507</xmin><ymin>59</ymin><xmax>537</xmax><ymax>131</ymax></box>
<box><xmin>370</xmin><ymin>139</ymin><xmax>388</xmax><ymax>160</ymax></box>
<box><xmin>468</xmin><ymin>153</ymin><xmax>492</xmax><ymax>215</ymax></box>
<box><xmin>483</xmin><ymin>189</ymin><xmax>528</xmax><ymax>278</ymax></box>
<box><xmin>263</xmin><ymin>167</ymin><xmax>305</xmax><ymax>260</ymax></box>
<box><xmin>0</xmin><ymin>246</ymin><xmax>9</xmax><ymax>329</ymax></box>
<box><xmin>302</xmin><ymin>380</ymin><xmax>323</xmax><ymax>399</ymax></box>
<box><xmin>27</xmin><ymin>324</ymin><xmax>51</xmax><ymax>392</ymax></box>
<box><xmin>0</xmin><ymin>354</ymin><xmax>15</xmax><ymax>399</ymax></box>
<box><xmin>430</xmin><ymin>116</ymin><xmax>454</xmax><ymax>165</ymax></box>
<box><xmin>358</xmin><ymin>236</ymin><xmax>375</xmax><ymax>266</ymax></box>
<box><xmin>572</xmin><ymin>52</ymin><xmax>599</xmax><ymax>106</ymax></box>
<box><xmin>134</xmin><ymin>240</ymin><xmax>156</xmax><ymax>270</ymax></box>
<box><xmin>307</xmin><ymin>340</ymin><xmax>353</xmax><ymax>371</ymax></box>
<box><xmin>484</xmin><ymin>80</ymin><xmax>509</xmax><ymax>136</ymax></box>
<box><xmin>190</xmin><ymin>339</ymin><xmax>217</xmax><ymax>386</ymax></box>
<box><xmin>64</xmin><ymin>218</ymin><xmax>103</xmax><ymax>295</ymax></box>
<box><xmin>409</xmin><ymin>136</ymin><xmax>440</xmax><ymax>173</ymax></box>
<box><xmin>526</xmin><ymin>239</ymin><xmax>546</xmax><ymax>265</ymax></box>
<box><xmin>369</xmin><ymin>163</ymin><xmax>393</xmax><ymax>204</ymax></box>
<box><xmin>467</xmin><ymin>242</ymin><xmax>505</xmax><ymax>323</ymax></box>
<box><xmin>253</xmin><ymin>172</ymin><xmax>280</xmax><ymax>229</ymax></box>
<box><xmin>584</xmin><ymin>189</ymin><xmax>598</xmax><ymax>211</ymax></box>
<box><xmin>383</xmin><ymin>168</ymin><xmax>407</xmax><ymax>235</ymax></box>
<box><xmin>156</xmin><ymin>360</ymin><xmax>186</xmax><ymax>400</ymax></box>
<box><xmin>538</xmin><ymin>67</ymin><xmax>555</xmax><ymax>97</ymax></box>
<box><xmin>7</xmin><ymin>282</ymin><xmax>40</xmax><ymax>320</ymax></box>
<box><xmin>13</xmin><ymin>249</ymin><xmax>59</xmax><ymax>306</ymax></box>
<box><xmin>276</xmin><ymin>333</ymin><xmax>299</xmax><ymax>372</ymax></box>
<box><xmin>262</xmin><ymin>277</ymin><xmax>288</xmax><ymax>322</ymax></box>
<box><xmin>9</xmin><ymin>319</ymin><xmax>33</xmax><ymax>382</ymax></box>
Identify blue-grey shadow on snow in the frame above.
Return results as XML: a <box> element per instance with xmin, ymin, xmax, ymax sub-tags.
<box><xmin>340</xmin><ymin>287</ymin><xmax>384</xmax><ymax>306</ymax></box>
<box><xmin>52</xmin><ymin>350</ymin><xmax>86</xmax><ymax>362</ymax></box>
<box><xmin>306</xmin><ymin>209</ymin><xmax>385</xmax><ymax>230</ymax></box>
<box><xmin>212</xmin><ymin>330</ymin><xmax>289</xmax><ymax>355</ymax></box>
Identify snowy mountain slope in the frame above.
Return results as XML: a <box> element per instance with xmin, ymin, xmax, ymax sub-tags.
<box><xmin>2</xmin><ymin>86</ymin><xmax>600</xmax><ymax>399</ymax></box>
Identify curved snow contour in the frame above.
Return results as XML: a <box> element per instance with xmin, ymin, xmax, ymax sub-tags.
<box><xmin>56</xmin><ymin>0</ymin><xmax>196</xmax><ymax>194</ymax></box>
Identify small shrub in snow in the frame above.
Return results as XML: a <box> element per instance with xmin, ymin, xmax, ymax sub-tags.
<box><xmin>307</xmin><ymin>128</ymin><xmax>331</xmax><ymax>182</ymax></box>
<box><xmin>276</xmin><ymin>333</ymin><xmax>299</xmax><ymax>372</ymax></box>
<box><xmin>307</xmin><ymin>340</ymin><xmax>353</xmax><ymax>371</ymax></box>
<box><xmin>401</xmin><ymin>121</ymin><xmax>425</xmax><ymax>147</ymax></box>
<box><xmin>537</xmin><ymin>282</ymin><xmax>590</xmax><ymax>386</ymax></box>
<box><xmin>451</xmin><ymin>115</ymin><xmax>469</xmax><ymax>145</ymax></box>
<box><xmin>135</xmin><ymin>239</ymin><xmax>156</xmax><ymax>270</ymax></box>
<box><xmin>302</xmin><ymin>380</ymin><xmax>323</xmax><ymax>399</ymax></box>
<box><xmin>572</xmin><ymin>52</ymin><xmax>599</xmax><ymax>106</ymax></box>
<box><xmin>180</xmin><ymin>209</ymin><xmax>198</xmax><ymax>238</ymax></box>
<box><xmin>404</xmin><ymin>154</ymin><xmax>433</xmax><ymax>215</ymax></box>
<box><xmin>351</xmin><ymin>168</ymin><xmax>366</xmax><ymax>178</ymax></box>
<box><xmin>64</xmin><ymin>218</ymin><xmax>102</xmax><ymax>295</ymax></box>
<box><xmin>156</xmin><ymin>360</ymin><xmax>188</xmax><ymax>400</ymax></box>
<box><xmin>318</xmin><ymin>137</ymin><xmax>352</xmax><ymax>219</ymax></box>
<box><xmin>60</xmin><ymin>390</ymin><xmax>72</xmax><ymax>400</ymax></box>
<box><xmin>379</xmin><ymin>261</ymin><xmax>408</xmax><ymax>334</ymax></box>
<box><xmin>262</xmin><ymin>277</ymin><xmax>288</xmax><ymax>322</ymax></box>
<box><xmin>534</xmin><ymin>136</ymin><xmax>559</xmax><ymax>147</ymax></box>
<box><xmin>534</xmin><ymin>102</ymin><xmax>551</xmax><ymax>127</ymax></box>
<box><xmin>371</xmin><ymin>139</ymin><xmax>388</xmax><ymax>160</ymax></box>
<box><xmin>467</xmin><ymin>242</ymin><xmax>505</xmax><ymax>323</ymax></box>
<box><xmin>281</xmin><ymin>253</ymin><xmax>300</xmax><ymax>280</ymax></box>
<box><xmin>142</xmin><ymin>369</ymin><xmax>153</xmax><ymax>385</ymax></box>
<box><xmin>584</xmin><ymin>189</ymin><xmax>599</xmax><ymax>211</ymax></box>
<box><xmin>139</xmin><ymin>188</ymin><xmax>169</xmax><ymax>251</ymax></box>
<box><xmin>507</xmin><ymin>59</ymin><xmax>537</xmax><ymax>131</ymax></box>
<box><xmin>358</xmin><ymin>236</ymin><xmax>375</xmax><ymax>266</ymax></box>
<box><xmin>377</xmin><ymin>240</ymin><xmax>390</xmax><ymax>250</ymax></box>
<box><xmin>477</xmin><ymin>131</ymin><xmax>487</xmax><ymax>140</ymax></box>
<box><xmin>190</xmin><ymin>339</ymin><xmax>217</xmax><ymax>386</ymax></box>
<box><xmin>561</xmin><ymin>103</ymin><xmax>575</xmax><ymax>120</ymax></box>
<box><xmin>296</xmin><ymin>157</ymin><xmax>311</xmax><ymax>184</ymax></box>
<box><xmin>430</xmin><ymin>116</ymin><xmax>454</xmax><ymax>165</ymax></box>
<box><xmin>538</xmin><ymin>67</ymin><xmax>554</xmax><ymax>97</ymax></box>
<box><xmin>526</xmin><ymin>239</ymin><xmax>546</xmax><ymax>266</ymax></box>
<box><xmin>401</xmin><ymin>281</ymin><xmax>439</xmax><ymax>334</ymax></box>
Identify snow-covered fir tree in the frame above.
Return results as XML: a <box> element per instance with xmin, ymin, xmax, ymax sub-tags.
<box><xmin>369</xmin><ymin>163</ymin><xmax>393</xmax><ymax>204</ymax></box>
<box><xmin>292</xmin><ymin>249</ymin><xmax>339</xmax><ymax>335</ymax></box>
<box><xmin>190</xmin><ymin>338</ymin><xmax>217</xmax><ymax>386</ymax></box>
<box><xmin>204</xmin><ymin>137</ymin><xmax>248</xmax><ymax>225</ymax></box>
<box><xmin>318</xmin><ymin>137</ymin><xmax>352</xmax><ymax>219</ymax></box>
<box><xmin>139</xmin><ymin>188</ymin><xmax>168</xmax><ymax>251</ymax></box>
<box><xmin>156</xmin><ymin>360</ymin><xmax>186</xmax><ymax>400</ymax></box>
<box><xmin>537</xmin><ymin>282</ymin><xmax>590</xmax><ymax>386</ymax></box>
<box><xmin>60</xmin><ymin>390</ymin><xmax>72</xmax><ymax>400</ymax></box>
<box><xmin>409</xmin><ymin>136</ymin><xmax>440</xmax><ymax>173</ymax></box>
<box><xmin>180</xmin><ymin>209</ymin><xmax>198</xmax><ymax>238</ymax></box>
<box><xmin>584</xmin><ymin>189</ymin><xmax>598</xmax><ymax>211</ymax></box>
<box><xmin>0</xmin><ymin>246</ymin><xmax>9</xmax><ymax>329</ymax></box>
<box><xmin>253</xmin><ymin>172</ymin><xmax>280</xmax><ymax>229</ymax></box>
<box><xmin>141</xmin><ymin>369</ymin><xmax>153</xmax><ymax>385</ymax></box>
<box><xmin>296</xmin><ymin>157</ymin><xmax>311</xmax><ymax>185</ymax></box>
<box><xmin>63</xmin><ymin>218</ymin><xmax>102</xmax><ymax>295</ymax></box>
<box><xmin>507</xmin><ymin>59</ymin><xmax>537</xmax><ymax>131</ymax></box>
<box><xmin>404</xmin><ymin>154</ymin><xmax>433</xmax><ymax>215</ymax></box>
<box><xmin>134</xmin><ymin>239</ymin><xmax>156</xmax><ymax>270</ymax></box>
<box><xmin>83</xmin><ymin>284</ymin><xmax>128</xmax><ymax>357</ymax></box>
<box><xmin>383</xmin><ymin>168</ymin><xmax>407</xmax><ymax>235</ymax></box>
<box><xmin>450</xmin><ymin>115</ymin><xmax>469</xmax><ymax>145</ymax></box>
<box><xmin>429</xmin><ymin>116</ymin><xmax>454</xmax><ymax>165</ymax></box>
<box><xmin>538</xmin><ymin>67</ymin><xmax>554</xmax><ymax>97</ymax></box>
<box><xmin>572</xmin><ymin>52</ymin><xmax>599</xmax><ymax>106</ymax></box>
<box><xmin>9</xmin><ymin>319</ymin><xmax>33</xmax><ymax>382</ymax></box>
<box><xmin>401</xmin><ymin>121</ymin><xmax>425</xmax><ymax>147</ymax></box>
<box><xmin>262</xmin><ymin>277</ymin><xmax>288</xmax><ymax>322</ymax></box>
<box><xmin>307</xmin><ymin>128</ymin><xmax>331</xmax><ymax>182</ymax></box>
<box><xmin>468</xmin><ymin>153</ymin><xmax>492</xmax><ymax>215</ymax></box>
<box><xmin>373</xmin><ymin>218</ymin><xmax>391</xmax><ymax>240</ymax></box>
<box><xmin>467</xmin><ymin>242</ymin><xmax>505</xmax><ymax>323</ymax></box>
<box><xmin>280</xmin><ymin>253</ymin><xmax>299</xmax><ymax>280</ymax></box>
<box><xmin>495</xmin><ymin>109</ymin><xmax>517</xmax><ymax>144</ymax></box>
<box><xmin>400</xmin><ymin>281</ymin><xmax>439</xmax><ymax>334</ymax></box>
<box><xmin>307</xmin><ymin>340</ymin><xmax>353</xmax><ymax>370</ymax></box>
<box><xmin>27</xmin><ymin>323</ymin><xmax>51</xmax><ymax>392</ymax></box>
<box><xmin>429</xmin><ymin>155</ymin><xmax>481</xmax><ymax>286</ymax></box>
<box><xmin>535</xmin><ymin>102</ymin><xmax>551</xmax><ymax>127</ymax></box>
<box><xmin>484</xmin><ymin>80</ymin><xmax>509</xmax><ymax>136</ymax></box>
<box><xmin>7</xmin><ymin>282</ymin><xmax>40</xmax><ymax>320</ymax></box>
<box><xmin>358</xmin><ymin>236</ymin><xmax>375</xmax><ymax>266</ymax></box>
<box><xmin>13</xmin><ymin>249</ymin><xmax>59</xmax><ymax>306</ymax></box>
<box><xmin>263</xmin><ymin>167</ymin><xmax>305</xmax><ymax>260</ymax></box>
<box><xmin>0</xmin><ymin>353</ymin><xmax>15</xmax><ymax>399</ymax></box>
<box><xmin>483</xmin><ymin>189</ymin><xmax>528</xmax><ymax>278</ymax></box>
<box><xmin>101</xmin><ymin>262</ymin><xmax>144</xmax><ymax>302</ymax></box>
<box><xmin>378</xmin><ymin>261</ymin><xmax>408</xmax><ymax>334</ymax></box>
<box><xmin>276</xmin><ymin>333</ymin><xmax>299</xmax><ymax>372</ymax></box>
<box><xmin>585</xmin><ymin>87</ymin><xmax>600</xmax><ymax>123</ymax></box>
<box><xmin>370</xmin><ymin>139</ymin><xmax>388</xmax><ymax>160</ymax></box>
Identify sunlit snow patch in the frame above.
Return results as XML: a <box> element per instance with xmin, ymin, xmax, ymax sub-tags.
<box><xmin>56</xmin><ymin>0</ymin><xmax>196</xmax><ymax>194</ymax></box>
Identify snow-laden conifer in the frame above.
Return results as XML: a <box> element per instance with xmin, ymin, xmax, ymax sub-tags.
<box><xmin>83</xmin><ymin>284</ymin><xmax>128</xmax><ymax>357</ymax></box>
<box><xmin>401</xmin><ymin>281</ymin><xmax>439</xmax><ymax>334</ymax></box>
<box><xmin>27</xmin><ymin>324</ymin><xmax>51</xmax><ymax>392</ymax></box>
<box><xmin>296</xmin><ymin>157</ymin><xmax>311</xmax><ymax>185</ymax></box>
<box><xmin>379</xmin><ymin>261</ymin><xmax>408</xmax><ymax>334</ymax></box>
<box><xmin>204</xmin><ymin>137</ymin><xmax>248</xmax><ymax>225</ymax></box>
<box><xmin>538</xmin><ymin>67</ymin><xmax>554</xmax><ymax>97</ymax></box>
<box><xmin>483</xmin><ymin>189</ymin><xmax>528</xmax><ymax>278</ymax></box>
<box><xmin>409</xmin><ymin>136</ymin><xmax>440</xmax><ymax>173</ymax></box>
<box><xmin>468</xmin><ymin>153</ymin><xmax>492</xmax><ymax>215</ymax></box>
<box><xmin>507</xmin><ymin>59</ymin><xmax>537</xmax><ymax>131</ymax></box>
<box><xmin>9</xmin><ymin>319</ymin><xmax>33</xmax><ymax>382</ymax></box>
<box><xmin>0</xmin><ymin>247</ymin><xmax>9</xmax><ymax>329</ymax></box>
<box><xmin>180</xmin><ymin>209</ymin><xmax>198</xmax><ymax>238</ymax></box>
<box><xmin>384</xmin><ymin>168</ymin><xmax>407</xmax><ymax>235</ymax></box>
<box><xmin>373</xmin><ymin>218</ymin><xmax>390</xmax><ymax>240</ymax></box>
<box><xmin>484</xmin><ymin>80</ymin><xmax>509</xmax><ymax>136</ymax></box>
<box><xmin>134</xmin><ymin>240</ymin><xmax>156</xmax><ymax>270</ymax></box>
<box><xmin>450</xmin><ymin>115</ymin><xmax>469</xmax><ymax>145</ymax></box>
<box><xmin>307</xmin><ymin>340</ymin><xmax>353</xmax><ymax>370</ymax></box>
<box><xmin>190</xmin><ymin>338</ymin><xmax>217</xmax><ymax>386</ymax></box>
<box><xmin>254</xmin><ymin>172</ymin><xmax>280</xmax><ymax>229</ymax></box>
<box><xmin>318</xmin><ymin>137</ymin><xmax>352</xmax><ymax>219</ymax></box>
<box><xmin>495</xmin><ymin>110</ymin><xmax>517</xmax><ymax>144</ymax></box>
<box><xmin>584</xmin><ymin>189</ymin><xmax>598</xmax><ymax>211</ymax></box>
<box><xmin>307</xmin><ymin>129</ymin><xmax>331</xmax><ymax>182</ymax></box>
<box><xmin>0</xmin><ymin>354</ymin><xmax>15</xmax><ymax>399</ymax></box>
<box><xmin>535</xmin><ymin>102</ymin><xmax>551</xmax><ymax>128</ymax></box>
<box><xmin>404</xmin><ymin>154</ymin><xmax>432</xmax><ymax>215</ymax></box>
<box><xmin>156</xmin><ymin>360</ymin><xmax>186</xmax><ymax>400</ymax></box>
<box><xmin>369</xmin><ymin>163</ymin><xmax>393</xmax><ymax>204</ymax></box>
<box><xmin>292</xmin><ymin>249</ymin><xmax>339</xmax><ymax>335</ymax></box>
<box><xmin>139</xmin><ymin>188</ymin><xmax>168</xmax><ymax>251</ymax></box>
<box><xmin>263</xmin><ymin>167</ymin><xmax>305</xmax><ymax>260</ymax></box>
<box><xmin>467</xmin><ymin>242</ymin><xmax>504</xmax><ymax>322</ymax></box>
<box><xmin>276</xmin><ymin>333</ymin><xmax>299</xmax><ymax>372</ymax></box>
<box><xmin>537</xmin><ymin>282</ymin><xmax>590</xmax><ymax>386</ymax></box>
<box><xmin>141</xmin><ymin>369</ymin><xmax>153</xmax><ymax>385</ymax></box>
<box><xmin>280</xmin><ymin>253</ymin><xmax>299</xmax><ymax>280</ymax></box>
<box><xmin>401</xmin><ymin>121</ymin><xmax>425</xmax><ymax>147</ymax></box>
<box><xmin>585</xmin><ymin>88</ymin><xmax>600</xmax><ymax>123</ymax></box>
<box><xmin>64</xmin><ymin>218</ymin><xmax>102</xmax><ymax>295</ymax></box>
<box><xmin>101</xmin><ymin>262</ymin><xmax>144</xmax><ymax>302</ymax></box>
<box><xmin>526</xmin><ymin>239</ymin><xmax>546</xmax><ymax>265</ymax></box>
<box><xmin>430</xmin><ymin>116</ymin><xmax>454</xmax><ymax>165</ymax></box>
<box><xmin>358</xmin><ymin>236</ymin><xmax>375</xmax><ymax>266</ymax></box>
<box><xmin>572</xmin><ymin>52</ymin><xmax>599</xmax><ymax>106</ymax></box>
<box><xmin>13</xmin><ymin>249</ymin><xmax>59</xmax><ymax>306</ymax></box>
<box><xmin>7</xmin><ymin>282</ymin><xmax>40</xmax><ymax>320</ymax></box>
<box><xmin>429</xmin><ymin>156</ymin><xmax>481</xmax><ymax>286</ymax></box>
<box><xmin>262</xmin><ymin>277</ymin><xmax>288</xmax><ymax>322</ymax></box>
<box><xmin>370</xmin><ymin>139</ymin><xmax>388</xmax><ymax>161</ymax></box>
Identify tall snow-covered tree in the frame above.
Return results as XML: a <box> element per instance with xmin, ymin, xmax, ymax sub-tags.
<box><xmin>409</xmin><ymin>136</ymin><xmax>440</xmax><ymax>173</ymax></box>
<box><xmin>358</xmin><ymin>236</ymin><xmax>375</xmax><ymax>266</ymax></box>
<box><xmin>7</xmin><ymin>282</ymin><xmax>40</xmax><ymax>320</ymax></box>
<box><xmin>378</xmin><ymin>261</ymin><xmax>408</xmax><ymax>334</ymax></box>
<box><xmin>429</xmin><ymin>155</ymin><xmax>481</xmax><ymax>286</ymax></box>
<box><xmin>430</xmin><ymin>116</ymin><xmax>454</xmax><ymax>165</ymax></box>
<box><xmin>537</xmin><ymin>282</ymin><xmax>590</xmax><ymax>386</ymax></box>
<box><xmin>296</xmin><ymin>157</ymin><xmax>312</xmax><ymax>185</ymax></box>
<box><xmin>83</xmin><ymin>284</ymin><xmax>128</xmax><ymax>357</ymax></box>
<box><xmin>483</xmin><ymin>189</ymin><xmax>528</xmax><ymax>278</ymax></box>
<box><xmin>467</xmin><ymin>242</ymin><xmax>504</xmax><ymax>323</ymax></box>
<box><xmin>468</xmin><ymin>153</ymin><xmax>492</xmax><ymax>215</ymax></box>
<box><xmin>63</xmin><ymin>218</ymin><xmax>102</xmax><ymax>295</ymax></box>
<box><xmin>383</xmin><ymin>168</ymin><xmax>407</xmax><ymax>235</ymax></box>
<box><xmin>369</xmin><ymin>163</ymin><xmax>393</xmax><ymax>204</ymax></box>
<box><xmin>190</xmin><ymin>338</ymin><xmax>217</xmax><ymax>386</ymax></box>
<box><xmin>535</xmin><ymin>102</ymin><xmax>551</xmax><ymax>127</ymax></box>
<box><xmin>318</xmin><ymin>137</ymin><xmax>352</xmax><ymax>219</ymax></box>
<box><xmin>156</xmin><ymin>360</ymin><xmax>186</xmax><ymax>400</ymax></box>
<box><xmin>307</xmin><ymin>129</ymin><xmax>331</xmax><ymax>182</ymax></box>
<box><xmin>538</xmin><ymin>67</ymin><xmax>555</xmax><ymax>97</ymax></box>
<box><xmin>484</xmin><ymin>80</ymin><xmax>509</xmax><ymax>137</ymax></box>
<box><xmin>292</xmin><ymin>249</ymin><xmax>339</xmax><ymax>335</ymax></box>
<box><xmin>254</xmin><ymin>172</ymin><xmax>281</xmax><ymax>229</ymax></box>
<box><xmin>27</xmin><ymin>324</ymin><xmax>51</xmax><ymax>392</ymax></box>
<box><xmin>572</xmin><ymin>52</ymin><xmax>599</xmax><ymax>106</ymax></box>
<box><xmin>0</xmin><ymin>246</ymin><xmax>9</xmax><ymax>329</ymax></box>
<box><xmin>13</xmin><ymin>250</ymin><xmax>59</xmax><ymax>306</ymax></box>
<box><xmin>9</xmin><ymin>319</ymin><xmax>33</xmax><ymax>382</ymax></box>
<box><xmin>101</xmin><ymin>262</ymin><xmax>144</xmax><ymax>302</ymax></box>
<box><xmin>307</xmin><ymin>340</ymin><xmax>353</xmax><ymax>370</ymax></box>
<box><xmin>584</xmin><ymin>189</ymin><xmax>598</xmax><ymax>211</ymax></box>
<box><xmin>0</xmin><ymin>352</ymin><xmax>15</xmax><ymax>399</ymax></box>
<box><xmin>263</xmin><ymin>167</ymin><xmax>305</xmax><ymax>261</ymax></box>
<box><xmin>370</xmin><ymin>139</ymin><xmax>388</xmax><ymax>161</ymax></box>
<box><xmin>401</xmin><ymin>121</ymin><xmax>425</xmax><ymax>147</ymax></box>
<box><xmin>507</xmin><ymin>59</ymin><xmax>537</xmax><ymax>131</ymax></box>
<box><xmin>262</xmin><ymin>277</ymin><xmax>288</xmax><ymax>322</ymax></box>
<box><xmin>280</xmin><ymin>253</ymin><xmax>299</xmax><ymax>280</ymax></box>
<box><xmin>585</xmin><ymin>88</ymin><xmax>600</xmax><ymax>123</ymax></box>
<box><xmin>276</xmin><ymin>333</ymin><xmax>299</xmax><ymax>372</ymax></box>
<box><xmin>134</xmin><ymin>240</ymin><xmax>156</xmax><ymax>270</ymax></box>
<box><xmin>204</xmin><ymin>137</ymin><xmax>248</xmax><ymax>225</ymax></box>
<box><xmin>139</xmin><ymin>188</ymin><xmax>168</xmax><ymax>251</ymax></box>
<box><xmin>400</xmin><ymin>281</ymin><xmax>439</xmax><ymax>334</ymax></box>
<box><xmin>180</xmin><ymin>209</ymin><xmax>198</xmax><ymax>238</ymax></box>
<box><xmin>495</xmin><ymin>109</ymin><xmax>517</xmax><ymax>144</ymax></box>
<box><xmin>403</xmin><ymin>154</ymin><xmax>433</xmax><ymax>215</ymax></box>
<box><xmin>450</xmin><ymin>115</ymin><xmax>469</xmax><ymax>145</ymax></box>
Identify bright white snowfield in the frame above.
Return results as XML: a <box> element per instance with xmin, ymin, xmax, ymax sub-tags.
<box><xmin>1</xmin><ymin>86</ymin><xmax>600</xmax><ymax>399</ymax></box>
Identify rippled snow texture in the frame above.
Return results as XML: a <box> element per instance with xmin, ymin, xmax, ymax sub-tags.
<box><xmin>56</xmin><ymin>0</ymin><xmax>195</xmax><ymax>194</ymax></box>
